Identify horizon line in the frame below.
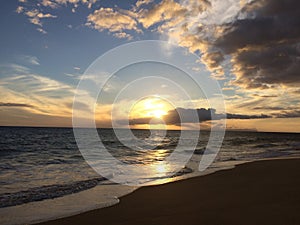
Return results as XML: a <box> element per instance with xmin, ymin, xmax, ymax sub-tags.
<box><xmin>1</xmin><ymin>125</ymin><xmax>300</xmax><ymax>134</ymax></box>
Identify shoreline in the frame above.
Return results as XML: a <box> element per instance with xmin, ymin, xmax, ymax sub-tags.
<box><xmin>37</xmin><ymin>158</ymin><xmax>300</xmax><ymax>225</ymax></box>
<box><xmin>1</xmin><ymin>157</ymin><xmax>249</xmax><ymax>225</ymax></box>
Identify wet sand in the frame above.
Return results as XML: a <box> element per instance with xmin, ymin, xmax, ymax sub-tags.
<box><xmin>38</xmin><ymin>158</ymin><xmax>300</xmax><ymax>225</ymax></box>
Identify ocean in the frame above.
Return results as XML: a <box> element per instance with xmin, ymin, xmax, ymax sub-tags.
<box><xmin>0</xmin><ymin>127</ymin><xmax>300</xmax><ymax>225</ymax></box>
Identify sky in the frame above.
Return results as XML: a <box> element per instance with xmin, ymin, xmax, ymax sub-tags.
<box><xmin>0</xmin><ymin>0</ymin><xmax>300</xmax><ymax>132</ymax></box>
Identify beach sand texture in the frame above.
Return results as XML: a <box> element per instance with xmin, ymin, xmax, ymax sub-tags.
<box><xmin>38</xmin><ymin>158</ymin><xmax>300</xmax><ymax>225</ymax></box>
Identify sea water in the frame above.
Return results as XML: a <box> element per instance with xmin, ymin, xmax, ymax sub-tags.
<box><xmin>0</xmin><ymin>127</ymin><xmax>299</xmax><ymax>224</ymax></box>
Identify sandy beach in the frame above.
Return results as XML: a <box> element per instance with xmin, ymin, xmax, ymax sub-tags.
<box><xmin>37</xmin><ymin>158</ymin><xmax>300</xmax><ymax>225</ymax></box>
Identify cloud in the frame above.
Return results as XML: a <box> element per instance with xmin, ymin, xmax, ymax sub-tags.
<box><xmin>16</xmin><ymin>6</ymin><xmax>56</xmax><ymax>33</ymax></box>
<box><xmin>16</xmin><ymin>6</ymin><xmax>24</xmax><ymax>13</ymax></box>
<box><xmin>0</xmin><ymin>64</ymin><xmax>76</xmax><ymax>117</ymax></box>
<box><xmin>253</xmin><ymin>106</ymin><xmax>285</xmax><ymax>111</ymax></box>
<box><xmin>97</xmin><ymin>0</ymin><xmax>298</xmax><ymax>88</ymax></box>
<box><xmin>23</xmin><ymin>9</ymin><xmax>57</xmax><ymax>27</ymax></box>
<box><xmin>21</xmin><ymin>0</ymin><xmax>97</xmax><ymax>9</ymax></box>
<box><xmin>165</xmin><ymin>108</ymin><xmax>216</xmax><ymax>124</ymax></box>
<box><xmin>128</xmin><ymin>107</ymin><xmax>271</xmax><ymax>125</ymax></box>
<box><xmin>132</xmin><ymin>0</ymin><xmax>300</xmax><ymax>116</ymax></box>
<box><xmin>213</xmin><ymin>0</ymin><xmax>300</xmax><ymax>88</ymax></box>
<box><xmin>0</xmin><ymin>102</ymin><xmax>34</xmax><ymax>108</ymax></box>
<box><xmin>74</xmin><ymin>0</ymin><xmax>250</xmax><ymax>75</ymax></box>
<box><xmin>21</xmin><ymin>55</ymin><xmax>40</xmax><ymax>65</ymax></box>
<box><xmin>37</xmin><ymin>28</ymin><xmax>47</xmax><ymax>34</ymax></box>
<box><xmin>223</xmin><ymin>84</ymin><xmax>300</xmax><ymax>118</ymax></box>
<box><xmin>40</xmin><ymin>0</ymin><xmax>59</xmax><ymax>8</ymax></box>
<box><xmin>138</xmin><ymin>0</ymin><xmax>187</xmax><ymax>29</ymax></box>
<box><xmin>14</xmin><ymin>0</ymin><xmax>300</xmax><ymax>117</ymax></box>
<box><xmin>201</xmin><ymin>51</ymin><xmax>225</xmax><ymax>78</ymax></box>
<box><xmin>0</xmin><ymin>107</ymin><xmax>72</xmax><ymax>127</ymax></box>
<box><xmin>196</xmin><ymin>0</ymin><xmax>245</xmax><ymax>25</ymax></box>
<box><xmin>53</xmin><ymin>0</ymin><xmax>97</xmax><ymax>8</ymax></box>
<box><xmin>226</xmin><ymin>112</ymin><xmax>270</xmax><ymax>120</ymax></box>
<box><xmin>273</xmin><ymin>110</ymin><xmax>300</xmax><ymax>118</ymax></box>
<box><xmin>64</xmin><ymin>73</ymin><xmax>76</xmax><ymax>77</ymax></box>
<box><xmin>82</xmin><ymin>0</ymin><xmax>214</xmax><ymax>40</ymax></box>
<box><xmin>252</xmin><ymin>94</ymin><xmax>278</xmax><ymax>98</ymax></box>
<box><xmin>230</xmin><ymin>43</ymin><xmax>300</xmax><ymax>89</ymax></box>
<box><xmin>113</xmin><ymin>32</ymin><xmax>133</xmax><ymax>40</ymax></box>
<box><xmin>0</xmin><ymin>63</ymin><xmax>30</xmax><ymax>75</ymax></box>
<box><xmin>83</xmin><ymin>0</ymin><xmax>207</xmax><ymax>39</ymax></box>
<box><xmin>16</xmin><ymin>0</ymin><xmax>97</xmax><ymax>33</ymax></box>
<box><xmin>138</xmin><ymin>0</ymin><xmax>247</xmax><ymax>77</ymax></box>
<box><xmin>65</xmin><ymin>101</ymin><xmax>90</xmax><ymax>112</ymax></box>
<box><xmin>135</xmin><ymin>0</ymin><xmax>154</xmax><ymax>8</ymax></box>
<box><xmin>87</xmin><ymin>7</ymin><xmax>140</xmax><ymax>36</ymax></box>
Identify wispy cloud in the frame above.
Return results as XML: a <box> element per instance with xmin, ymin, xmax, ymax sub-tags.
<box><xmin>0</xmin><ymin>64</ymin><xmax>75</xmax><ymax>117</ymax></box>
<box><xmin>273</xmin><ymin>110</ymin><xmax>300</xmax><ymax>118</ymax></box>
<box><xmin>0</xmin><ymin>102</ymin><xmax>34</xmax><ymax>108</ymax></box>
<box><xmin>37</xmin><ymin>27</ymin><xmax>47</xmax><ymax>34</ymax></box>
<box><xmin>20</xmin><ymin>55</ymin><xmax>40</xmax><ymax>65</ymax></box>
<box><xmin>73</xmin><ymin>67</ymin><xmax>80</xmax><ymax>71</ymax></box>
<box><xmin>0</xmin><ymin>64</ymin><xmax>32</xmax><ymax>78</ymax></box>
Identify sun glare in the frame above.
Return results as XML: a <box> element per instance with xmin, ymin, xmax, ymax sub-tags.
<box><xmin>156</xmin><ymin>164</ymin><xmax>167</xmax><ymax>174</ymax></box>
<box><xmin>143</xmin><ymin>98</ymin><xmax>168</xmax><ymax>119</ymax></box>
<box><xmin>151</xmin><ymin>109</ymin><xmax>167</xmax><ymax>118</ymax></box>
<box><xmin>128</xmin><ymin>97</ymin><xmax>174</xmax><ymax>128</ymax></box>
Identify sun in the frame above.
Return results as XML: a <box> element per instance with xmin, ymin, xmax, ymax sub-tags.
<box><xmin>149</xmin><ymin>109</ymin><xmax>167</xmax><ymax>119</ymax></box>
<box><xmin>152</xmin><ymin>109</ymin><xmax>166</xmax><ymax>118</ymax></box>
<box><xmin>143</xmin><ymin>98</ymin><xmax>168</xmax><ymax>119</ymax></box>
<box><xmin>128</xmin><ymin>97</ymin><xmax>173</xmax><ymax>125</ymax></box>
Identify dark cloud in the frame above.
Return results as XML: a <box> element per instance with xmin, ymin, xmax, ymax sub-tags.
<box><xmin>128</xmin><ymin>108</ymin><xmax>271</xmax><ymax>125</ymax></box>
<box><xmin>231</xmin><ymin>43</ymin><xmax>300</xmax><ymax>88</ymax></box>
<box><xmin>164</xmin><ymin>108</ymin><xmax>216</xmax><ymax>124</ymax></box>
<box><xmin>252</xmin><ymin>94</ymin><xmax>278</xmax><ymax>98</ymax></box>
<box><xmin>253</xmin><ymin>106</ymin><xmax>285</xmax><ymax>111</ymax></box>
<box><xmin>129</xmin><ymin>117</ymin><xmax>152</xmax><ymax>125</ymax></box>
<box><xmin>0</xmin><ymin>108</ymin><xmax>71</xmax><ymax>127</ymax></box>
<box><xmin>212</xmin><ymin>0</ymin><xmax>300</xmax><ymax>88</ymax></box>
<box><xmin>235</xmin><ymin>99</ymin><xmax>265</xmax><ymax>109</ymax></box>
<box><xmin>273</xmin><ymin>110</ymin><xmax>300</xmax><ymax>118</ymax></box>
<box><xmin>0</xmin><ymin>102</ymin><xmax>34</xmax><ymax>108</ymax></box>
<box><xmin>201</xmin><ymin>51</ymin><xmax>224</xmax><ymax>76</ymax></box>
<box><xmin>226</xmin><ymin>112</ymin><xmax>270</xmax><ymax>120</ymax></box>
<box><xmin>171</xmin><ymin>108</ymin><xmax>271</xmax><ymax>124</ymax></box>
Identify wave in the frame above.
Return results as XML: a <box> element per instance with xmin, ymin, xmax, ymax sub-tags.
<box><xmin>0</xmin><ymin>177</ymin><xmax>108</xmax><ymax>208</ymax></box>
<box><xmin>254</xmin><ymin>143</ymin><xmax>278</xmax><ymax>148</ymax></box>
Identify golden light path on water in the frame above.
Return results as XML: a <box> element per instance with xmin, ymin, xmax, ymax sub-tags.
<box><xmin>129</xmin><ymin>97</ymin><xmax>178</xmax><ymax>184</ymax></box>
